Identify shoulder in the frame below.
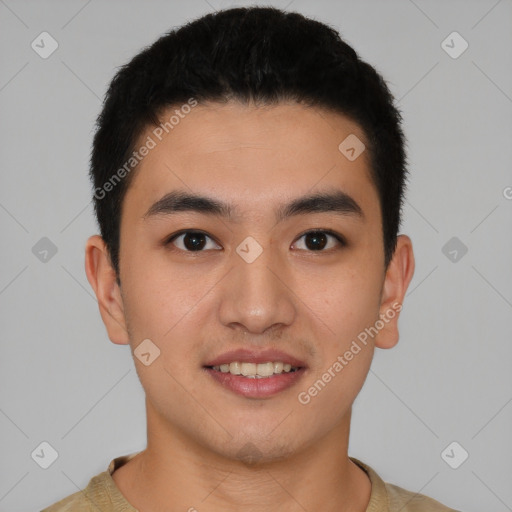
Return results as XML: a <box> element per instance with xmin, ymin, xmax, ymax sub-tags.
<box><xmin>385</xmin><ymin>480</ymin><xmax>461</xmax><ymax>511</ymax></box>
<box><xmin>350</xmin><ymin>457</ymin><xmax>461</xmax><ymax>512</ymax></box>
<box><xmin>40</xmin><ymin>472</ymin><xmax>112</xmax><ymax>512</ymax></box>
<box><xmin>41</xmin><ymin>452</ymin><xmax>141</xmax><ymax>512</ymax></box>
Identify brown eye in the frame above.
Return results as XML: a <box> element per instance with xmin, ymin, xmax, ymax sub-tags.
<box><xmin>166</xmin><ymin>231</ymin><xmax>221</xmax><ymax>252</ymax></box>
<box><xmin>293</xmin><ymin>230</ymin><xmax>345</xmax><ymax>252</ymax></box>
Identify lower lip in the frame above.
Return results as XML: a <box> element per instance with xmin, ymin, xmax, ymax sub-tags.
<box><xmin>204</xmin><ymin>367</ymin><xmax>306</xmax><ymax>399</ymax></box>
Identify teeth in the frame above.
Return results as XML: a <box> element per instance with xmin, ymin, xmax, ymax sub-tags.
<box><xmin>229</xmin><ymin>362</ymin><xmax>241</xmax><ymax>375</ymax></box>
<box><xmin>241</xmin><ymin>362</ymin><xmax>257</xmax><ymax>376</ymax></box>
<box><xmin>273</xmin><ymin>362</ymin><xmax>284</xmax><ymax>373</ymax></box>
<box><xmin>211</xmin><ymin>361</ymin><xmax>300</xmax><ymax>377</ymax></box>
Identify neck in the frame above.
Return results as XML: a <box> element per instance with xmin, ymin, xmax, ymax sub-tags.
<box><xmin>113</xmin><ymin>401</ymin><xmax>371</xmax><ymax>512</ymax></box>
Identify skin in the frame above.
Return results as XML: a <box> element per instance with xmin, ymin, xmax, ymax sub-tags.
<box><xmin>85</xmin><ymin>101</ymin><xmax>415</xmax><ymax>511</ymax></box>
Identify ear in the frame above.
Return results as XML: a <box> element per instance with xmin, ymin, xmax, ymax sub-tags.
<box><xmin>374</xmin><ymin>234</ymin><xmax>415</xmax><ymax>350</ymax></box>
<box><xmin>84</xmin><ymin>235</ymin><xmax>129</xmax><ymax>345</ymax></box>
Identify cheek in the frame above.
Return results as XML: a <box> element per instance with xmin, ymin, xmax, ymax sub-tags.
<box><xmin>119</xmin><ymin>250</ymin><xmax>219</xmax><ymax>378</ymax></box>
<box><xmin>295</xmin><ymin>343</ymin><xmax>373</xmax><ymax>442</ymax></box>
<box><xmin>294</xmin><ymin>251</ymin><xmax>382</xmax><ymax>422</ymax></box>
<box><xmin>295</xmin><ymin>270</ymin><xmax>379</xmax><ymax>427</ymax></box>
<box><xmin>122</xmin><ymin>269</ymin><xmax>204</xmax><ymax>344</ymax></box>
<box><xmin>120</xmin><ymin>268</ymin><xmax>209</xmax><ymax>408</ymax></box>
<box><xmin>119</xmin><ymin>234</ymin><xmax>191</xmax><ymax>335</ymax></box>
<box><xmin>303</xmin><ymin>262</ymin><xmax>383</xmax><ymax>347</ymax></box>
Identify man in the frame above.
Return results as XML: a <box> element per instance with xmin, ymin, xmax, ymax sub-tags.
<box><xmin>42</xmin><ymin>6</ymin><xmax>460</xmax><ymax>511</ymax></box>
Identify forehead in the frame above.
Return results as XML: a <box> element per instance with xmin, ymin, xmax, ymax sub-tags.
<box><xmin>124</xmin><ymin>101</ymin><xmax>379</xmax><ymax>222</ymax></box>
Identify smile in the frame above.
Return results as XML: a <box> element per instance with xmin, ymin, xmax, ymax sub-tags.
<box><xmin>209</xmin><ymin>361</ymin><xmax>300</xmax><ymax>378</ymax></box>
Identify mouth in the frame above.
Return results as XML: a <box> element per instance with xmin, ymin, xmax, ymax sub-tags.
<box><xmin>203</xmin><ymin>349</ymin><xmax>307</xmax><ymax>398</ymax></box>
<box><xmin>205</xmin><ymin>361</ymin><xmax>302</xmax><ymax>378</ymax></box>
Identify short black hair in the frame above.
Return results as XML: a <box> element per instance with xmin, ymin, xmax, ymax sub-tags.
<box><xmin>90</xmin><ymin>6</ymin><xmax>408</xmax><ymax>280</ymax></box>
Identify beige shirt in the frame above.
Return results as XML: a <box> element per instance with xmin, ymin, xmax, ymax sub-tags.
<box><xmin>41</xmin><ymin>452</ymin><xmax>460</xmax><ymax>511</ymax></box>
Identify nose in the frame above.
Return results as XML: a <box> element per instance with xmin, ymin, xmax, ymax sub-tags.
<box><xmin>218</xmin><ymin>241</ymin><xmax>297</xmax><ymax>335</ymax></box>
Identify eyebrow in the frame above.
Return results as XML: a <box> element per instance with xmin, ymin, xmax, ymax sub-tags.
<box><xmin>143</xmin><ymin>189</ymin><xmax>364</xmax><ymax>222</ymax></box>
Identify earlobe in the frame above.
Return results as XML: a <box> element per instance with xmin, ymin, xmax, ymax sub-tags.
<box><xmin>374</xmin><ymin>234</ymin><xmax>415</xmax><ymax>350</ymax></box>
<box><xmin>84</xmin><ymin>235</ymin><xmax>130</xmax><ymax>345</ymax></box>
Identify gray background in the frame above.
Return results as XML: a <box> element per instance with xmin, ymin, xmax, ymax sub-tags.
<box><xmin>1</xmin><ymin>0</ymin><xmax>511</xmax><ymax>510</ymax></box>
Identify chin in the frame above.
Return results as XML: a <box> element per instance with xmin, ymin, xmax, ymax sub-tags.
<box><xmin>213</xmin><ymin>433</ymin><xmax>302</xmax><ymax>465</ymax></box>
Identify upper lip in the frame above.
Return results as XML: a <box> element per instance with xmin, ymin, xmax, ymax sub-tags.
<box><xmin>204</xmin><ymin>348</ymin><xmax>307</xmax><ymax>368</ymax></box>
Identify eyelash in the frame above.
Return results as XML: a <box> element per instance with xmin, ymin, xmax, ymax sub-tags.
<box><xmin>164</xmin><ymin>229</ymin><xmax>346</xmax><ymax>253</ymax></box>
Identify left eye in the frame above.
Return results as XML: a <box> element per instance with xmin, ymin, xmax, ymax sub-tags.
<box><xmin>293</xmin><ymin>230</ymin><xmax>345</xmax><ymax>251</ymax></box>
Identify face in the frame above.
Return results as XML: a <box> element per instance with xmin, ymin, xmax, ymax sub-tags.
<box><xmin>87</xmin><ymin>101</ymin><xmax>413</xmax><ymax>464</ymax></box>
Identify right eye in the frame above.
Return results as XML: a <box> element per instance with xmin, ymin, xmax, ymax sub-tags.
<box><xmin>165</xmin><ymin>231</ymin><xmax>222</xmax><ymax>252</ymax></box>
